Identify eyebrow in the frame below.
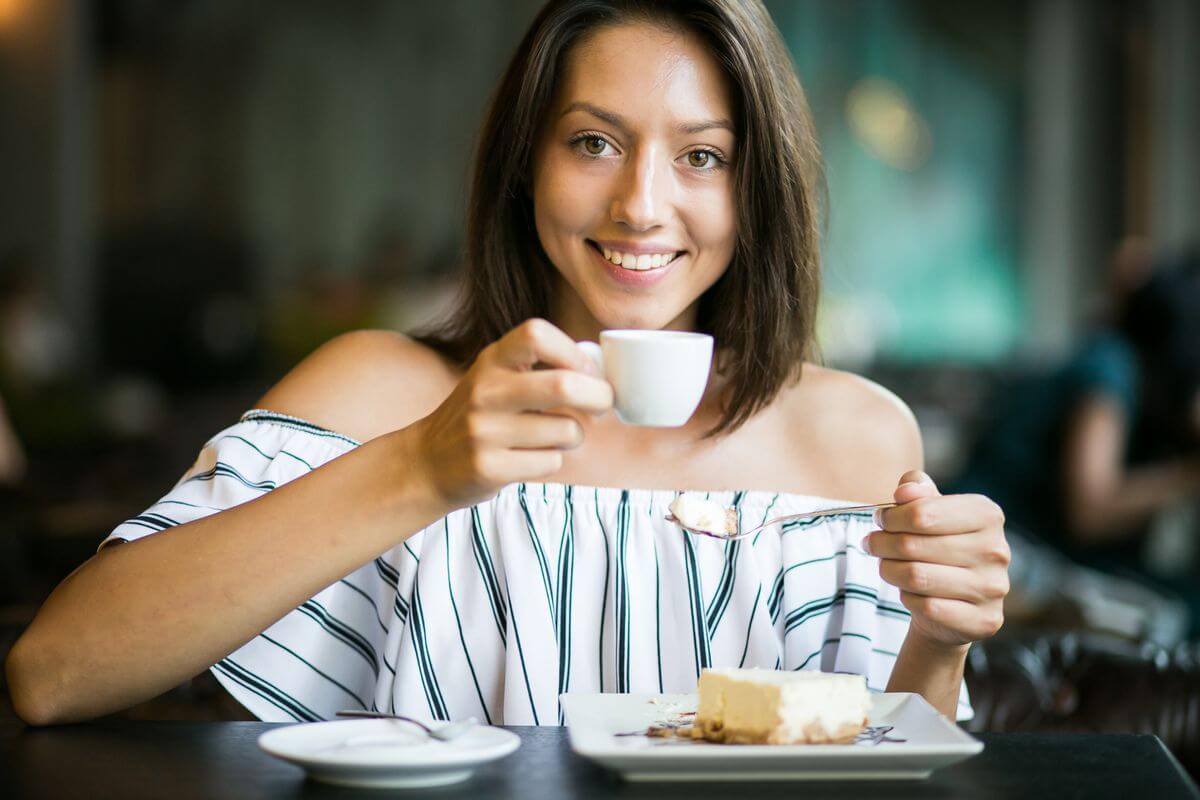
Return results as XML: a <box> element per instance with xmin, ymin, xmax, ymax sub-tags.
<box><xmin>560</xmin><ymin>101</ymin><xmax>734</xmax><ymax>136</ymax></box>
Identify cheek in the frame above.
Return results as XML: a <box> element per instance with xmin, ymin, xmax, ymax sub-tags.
<box><xmin>685</xmin><ymin>185</ymin><xmax>737</xmax><ymax>261</ymax></box>
<box><xmin>534</xmin><ymin>156</ymin><xmax>605</xmax><ymax>242</ymax></box>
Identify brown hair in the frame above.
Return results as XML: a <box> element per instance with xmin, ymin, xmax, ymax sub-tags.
<box><xmin>417</xmin><ymin>0</ymin><xmax>823</xmax><ymax>436</ymax></box>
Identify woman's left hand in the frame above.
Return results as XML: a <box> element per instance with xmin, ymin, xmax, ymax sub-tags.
<box><xmin>866</xmin><ymin>470</ymin><xmax>1011</xmax><ymax>650</ymax></box>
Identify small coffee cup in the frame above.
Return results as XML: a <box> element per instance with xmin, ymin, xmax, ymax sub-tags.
<box><xmin>577</xmin><ymin>330</ymin><xmax>713</xmax><ymax>427</ymax></box>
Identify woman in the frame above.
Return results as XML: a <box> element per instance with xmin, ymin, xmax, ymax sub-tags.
<box><xmin>6</xmin><ymin>0</ymin><xmax>1008</xmax><ymax>726</ymax></box>
<box><xmin>955</xmin><ymin>249</ymin><xmax>1200</xmax><ymax>632</ymax></box>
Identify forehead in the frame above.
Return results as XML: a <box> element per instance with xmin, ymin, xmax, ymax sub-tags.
<box><xmin>555</xmin><ymin>20</ymin><xmax>734</xmax><ymax>126</ymax></box>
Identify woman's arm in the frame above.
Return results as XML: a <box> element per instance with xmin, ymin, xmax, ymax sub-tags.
<box><xmin>1064</xmin><ymin>394</ymin><xmax>1200</xmax><ymax>543</ymax></box>
<box><xmin>5</xmin><ymin>423</ymin><xmax>448</xmax><ymax>726</ymax></box>
<box><xmin>885</xmin><ymin>635</ymin><xmax>967</xmax><ymax>719</ymax></box>
<box><xmin>5</xmin><ymin>321</ymin><xmax>611</xmax><ymax>725</ymax></box>
<box><xmin>798</xmin><ymin>371</ymin><xmax>977</xmax><ymax>718</ymax></box>
<box><xmin>794</xmin><ymin>370</ymin><xmax>1008</xmax><ymax>719</ymax></box>
<box><xmin>870</xmin><ymin>473</ymin><xmax>1009</xmax><ymax>721</ymax></box>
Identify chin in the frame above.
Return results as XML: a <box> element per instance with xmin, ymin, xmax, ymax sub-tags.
<box><xmin>591</xmin><ymin>302</ymin><xmax>678</xmax><ymax>331</ymax></box>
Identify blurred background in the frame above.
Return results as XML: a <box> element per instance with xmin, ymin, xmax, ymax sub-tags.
<box><xmin>2</xmin><ymin>0</ymin><xmax>1199</xmax><ymax>766</ymax></box>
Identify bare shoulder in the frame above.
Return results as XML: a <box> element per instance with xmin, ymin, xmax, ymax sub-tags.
<box><xmin>254</xmin><ymin>330</ymin><xmax>461</xmax><ymax>442</ymax></box>
<box><xmin>779</xmin><ymin>363</ymin><xmax>924</xmax><ymax>501</ymax></box>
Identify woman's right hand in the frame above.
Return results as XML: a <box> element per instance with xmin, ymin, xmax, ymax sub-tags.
<box><xmin>406</xmin><ymin>318</ymin><xmax>614</xmax><ymax>509</ymax></box>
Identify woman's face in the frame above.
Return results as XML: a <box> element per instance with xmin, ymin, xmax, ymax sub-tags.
<box><xmin>532</xmin><ymin>21</ymin><xmax>737</xmax><ymax>337</ymax></box>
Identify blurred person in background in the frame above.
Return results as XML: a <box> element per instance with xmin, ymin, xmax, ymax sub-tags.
<box><xmin>954</xmin><ymin>242</ymin><xmax>1200</xmax><ymax>637</ymax></box>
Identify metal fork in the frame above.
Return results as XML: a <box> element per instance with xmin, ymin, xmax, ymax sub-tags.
<box><xmin>666</xmin><ymin>502</ymin><xmax>895</xmax><ymax>541</ymax></box>
<box><xmin>335</xmin><ymin>710</ymin><xmax>478</xmax><ymax>742</ymax></box>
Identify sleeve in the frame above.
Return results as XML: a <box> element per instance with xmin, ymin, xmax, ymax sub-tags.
<box><xmin>100</xmin><ymin>410</ymin><xmax>360</xmax><ymax>551</ymax></box>
<box><xmin>97</xmin><ymin>411</ymin><xmax>400</xmax><ymax>724</ymax></box>
<box><xmin>1068</xmin><ymin>333</ymin><xmax>1139</xmax><ymax>421</ymax></box>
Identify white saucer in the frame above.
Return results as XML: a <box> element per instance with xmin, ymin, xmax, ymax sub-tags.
<box><xmin>257</xmin><ymin>719</ymin><xmax>521</xmax><ymax>789</ymax></box>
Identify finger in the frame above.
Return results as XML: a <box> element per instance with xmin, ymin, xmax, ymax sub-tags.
<box><xmin>892</xmin><ymin>470</ymin><xmax>941</xmax><ymax>505</ymax></box>
<box><xmin>490</xmin><ymin>370</ymin><xmax>614</xmax><ymax>414</ymax></box>
<box><xmin>866</xmin><ymin>529</ymin><xmax>1013</xmax><ymax>569</ymax></box>
<box><xmin>878</xmin><ymin>494</ymin><xmax>1003</xmax><ymax>535</ymax></box>
<box><xmin>864</xmin><ymin>529</ymin><xmax>998</xmax><ymax>568</ymax></box>
<box><xmin>498</xmin><ymin>448</ymin><xmax>565</xmax><ymax>480</ymax></box>
<box><xmin>466</xmin><ymin>410</ymin><xmax>585</xmax><ymax>450</ymax></box>
<box><xmin>878</xmin><ymin>559</ymin><xmax>1006</xmax><ymax>604</ymax></box>
<box><xmin>501</xmin><ymin>412</ymin><xmax>585</xmax><ymax>450</ymax></box>
<box><xmin>491</xmin><ymin>318</ymin><xmax>597</xmax><ymax>373</ymax></box>
<box><xmin>899</xmin><ymin>592</ymin><xmax>1005</xmax><ymax>641</ymax></box>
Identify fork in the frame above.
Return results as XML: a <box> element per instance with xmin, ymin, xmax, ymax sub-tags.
<box><xmin>666</xmin><ymin>502</ymin><xmax>895</xmax><ymax>541</ymax></box>
<box><xmin>335</xmin><ymin>710</ymin><xmax>478</xmax><ymax>742</ymax></box>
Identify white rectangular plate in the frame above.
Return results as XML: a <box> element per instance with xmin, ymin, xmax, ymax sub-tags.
<box><xmin>560</xmin><ymin>692</ymin><xmax>982</xmax><ymax>782</ymax></box>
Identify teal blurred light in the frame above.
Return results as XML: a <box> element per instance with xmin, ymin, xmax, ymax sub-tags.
<box><xmin>769</xmin><ymin>0</ymin><xmax>1024</xmax><ymax>364</ymax></box>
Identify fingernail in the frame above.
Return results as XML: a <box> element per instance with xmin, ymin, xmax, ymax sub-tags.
<box><xmin>916</xmin><ymin>471</ymin><xmax>933</xmax><ymax>484</ymax></box>
<box><xmin>862</xmin><ymin>534</ymin><xmax>874</xmax><ymax>556</ymax></box>
<box><xmin>873</xmin><ymin>507</ymin><xmax>887</xmax><ymax>530</ymax></box>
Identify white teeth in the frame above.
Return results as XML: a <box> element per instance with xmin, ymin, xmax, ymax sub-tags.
<box><xmin>598</xmin><ymin>247</ymin><xmax>679</xmax><ymax>270</ymax></box>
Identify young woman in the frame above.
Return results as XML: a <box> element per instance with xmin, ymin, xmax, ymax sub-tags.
<box><xmin>7</xmin><ymin>0</ymin><xmax>1008</xmax><ymax>726</ymax></box>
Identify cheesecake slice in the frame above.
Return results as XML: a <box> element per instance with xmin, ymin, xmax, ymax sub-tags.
<box><xmin>693</xmin><ymin>668</ymin><xmax>870</xmax><ymax>744</ymax></box>
<box><xmin>669</xmin><ymin>494</ymin><xmax>738</xmax><ymax>537</ymax></box>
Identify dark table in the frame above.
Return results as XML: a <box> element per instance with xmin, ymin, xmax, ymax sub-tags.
<box><xmin>2</xmin><ymin>722</ymin><xmax>1197</xmax><ymax>799</ymax></box>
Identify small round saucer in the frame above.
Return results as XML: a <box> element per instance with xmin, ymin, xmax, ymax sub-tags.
<box><xmin>258</xmin><ymin>719</ymin><xmax>520</xmax><ymax>789</ymax></box>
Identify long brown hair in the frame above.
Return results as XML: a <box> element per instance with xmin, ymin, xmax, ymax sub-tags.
<box><xmin>417</xmin><ymin>0</ymin><xmax>823</xmax><ymax>436</ymax></box>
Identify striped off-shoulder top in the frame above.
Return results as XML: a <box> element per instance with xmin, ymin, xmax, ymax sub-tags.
<box><xmin>101</xmin><ymin>410</ymin><xmax>973</xmax><ymax>724</ymax></box>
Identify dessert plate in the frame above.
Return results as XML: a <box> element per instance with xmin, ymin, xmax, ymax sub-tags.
<box><xmin>258</xmin><ymin>719</ymin><xmax>520</xmax><ymax>789</ymax></box>
<box><xmin>560</xmin><ymin>692</ymin><xmax>981</xmax><ymax>781</ymax></box>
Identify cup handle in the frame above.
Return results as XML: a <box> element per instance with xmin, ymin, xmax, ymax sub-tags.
<box><xmin>577</xmin><ymin>341</ymin><xmax>603</xmax><ymax>376</ymax></box>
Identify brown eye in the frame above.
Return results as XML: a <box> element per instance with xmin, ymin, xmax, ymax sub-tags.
<box><xmin>687</xmin><ymin>151</ymin><xmax>712</xmax><ymax>168</ymax></box>
<box><xmin>583</xmin><ymin>137</ymin><xmax>607</xmax><ymax>155</ymax></box>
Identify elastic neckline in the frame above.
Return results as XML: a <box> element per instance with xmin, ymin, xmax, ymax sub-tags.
<box><xmin>241</xmin><ymin>409</ymin><xmax>362</xmax><ymax>446</ymax></box>
<box><xmin>238</xmin><ymin>408</ymin><xmax>864</xmax><ymax>509</ymax></box>
<box><xmin>492</xmin><ymin>481</ymin><xmax>864</xmax><ymax>511</ymax></box>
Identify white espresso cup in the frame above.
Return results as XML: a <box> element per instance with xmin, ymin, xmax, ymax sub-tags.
<box><xmin>577</xmin><ymin>330</ymin><xmax>713</xmax><ymax>427</ymax></box>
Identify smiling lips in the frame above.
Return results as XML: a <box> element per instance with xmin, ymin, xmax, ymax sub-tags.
<box><xmin>589</xmin><ymin>240</ymin><xmax>682</xmax><ymax>272</ymax></box>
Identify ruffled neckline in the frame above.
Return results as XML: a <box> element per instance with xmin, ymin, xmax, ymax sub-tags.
<box><xmin>239</xmin><ymin>408</ymin><xmax>867</xmax><ymax>511</ymax></box>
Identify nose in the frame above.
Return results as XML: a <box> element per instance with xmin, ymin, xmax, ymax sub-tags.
<box><xmin>610</xmin><ymin>146</ymin><xmax>668</xmax><ymax>231</ymax></box>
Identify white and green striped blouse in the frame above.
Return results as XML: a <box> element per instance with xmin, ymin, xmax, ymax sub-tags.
<box><xmin>101</xmin><ymin>410</ymin><xmax>973</xmax><ymax>724</ymax></box>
